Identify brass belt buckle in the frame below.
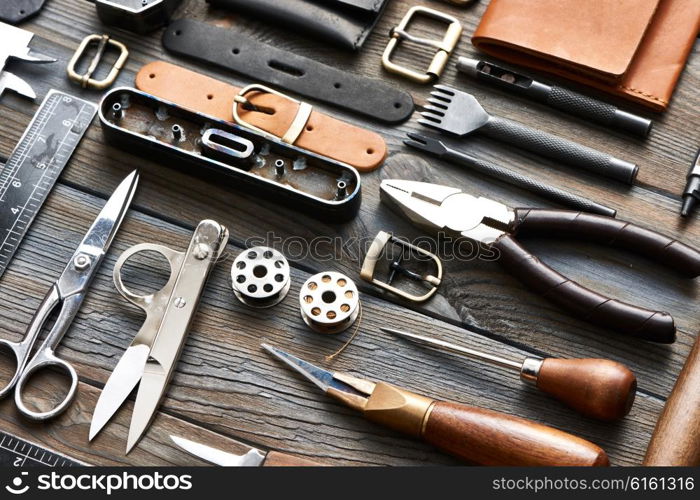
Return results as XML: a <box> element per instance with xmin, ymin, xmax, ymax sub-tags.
<box><xmin>232</xmin><ymin>84</ymin><xmax>312</xmax><ymax>145</ymax></box>
<box><xmin>382</xmin><ymin>6</ymin><xmax>462</xmax><ymax>83</ymax></box>
<box><xmin>67</xmin><ymin>34</ymin><xmax>128</xmax><ymax>90</ymax></box>
<box><xmin>360</xmin><ymin>231</ymin><xmax>442</xmax><ymax>303</ymax></box>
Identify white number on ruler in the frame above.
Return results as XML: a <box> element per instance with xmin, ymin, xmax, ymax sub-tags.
<box><xmin>13</xmin><ymin>457</ymin><xmax>21</xmax><ymax>466</ymax></box>
<box><xmin>62</xmin><ymin>96</ymin><xmax>72</xmax><ymax>103</ymax></box>
<box><xmin>62</xmin><ymin>119</ymin><xmax>73</xmax><ymax>127</ymax></box>
<box><xmin>11</xmin><ymin>207</ymin><xmax>19</xmax><ymax>215</ymax></box>
<box><xmin>12</xmin><ymin>181</ymin><xmax>21</xmax><ymax>188</ymax></box>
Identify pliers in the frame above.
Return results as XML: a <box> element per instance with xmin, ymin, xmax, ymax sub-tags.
<box><xmin>380</xmin><ymin>179</ymin><xmax>700</xmax><ymax>343</ymax></box>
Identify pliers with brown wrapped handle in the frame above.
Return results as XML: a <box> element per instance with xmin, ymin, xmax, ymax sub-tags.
<box><xmin>380</xmin><ymin>179</ymin><xmax>700</xmax><ymax>343</ymax></box>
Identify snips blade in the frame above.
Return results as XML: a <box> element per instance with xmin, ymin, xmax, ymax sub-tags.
<box><xmin>89</xmin><ymin>344</ymin><xmax>150</xmax><ymax>441</ymax></box>
<box><xmin>125</xmin><ymin>220</ymin><xmax>229</xmax><ymax>453</ymax></box>
<box><xmin>170</xmin><ymin>436</ymin><xmax>266</xmax><ymax>467</ymax></box>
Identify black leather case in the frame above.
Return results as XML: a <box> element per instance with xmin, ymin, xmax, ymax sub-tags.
<box><xmin>206</xmin><ymin>0</ymin><xmax>390</xmax><ymax>50</ymax></box>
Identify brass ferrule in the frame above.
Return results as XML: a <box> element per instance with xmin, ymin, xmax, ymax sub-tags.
<box><xmin>362</xmin><ymin>382</ymin><xmax>435</xmax><ymax>437</ymax></box>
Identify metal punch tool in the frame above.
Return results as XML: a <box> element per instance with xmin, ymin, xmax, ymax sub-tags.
<box><xmin>420</xmin><ymin>85</ymin><xmax>639</xmax><ymax>184</ymax></box>
<box><xmin>89</xmin><ymin>219</ymin><xmax>229</xmax><ymax>453</ymax></box>
<box><xmin>0</xmin><ymin>171</ymin><xmax>139</xmax><ymax>420</ymax></box>
<box><xmin>380</xmin><ymin>179</ymin><xmax>700</xmax><ymax>343</ymax></box>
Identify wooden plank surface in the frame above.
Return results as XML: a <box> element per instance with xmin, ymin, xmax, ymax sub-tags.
<box><xmin>0</xmin><ymin>0</ymin><xmax>698</xmax><ymax>466</ymax></box>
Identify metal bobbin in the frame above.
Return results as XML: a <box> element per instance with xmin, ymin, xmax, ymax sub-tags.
<box><xmin>231</xmin><ymin>246</ymin><xmax>290</xmax><ymax>308</ymax></box>
<box><xmin>299</xmin><ymin>272</ymin><xmax>360</xmax><ymax>334</ymax></box>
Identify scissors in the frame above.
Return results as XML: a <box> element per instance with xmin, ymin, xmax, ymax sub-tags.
<box><xmin>89</xmin><ymin>219</ymin><xmax>228</xmax><ymax>453</ymax></box>
<box><xmin>0</xmin><ymin>170</ymin><xmax>139</xmax><ymax>420</ymax></box>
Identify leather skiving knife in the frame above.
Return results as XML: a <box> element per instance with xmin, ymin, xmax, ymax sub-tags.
<box><xmin>136</xmin><ymin>61</ymin><xmax>387</xmax><ymax>172</ymax></box>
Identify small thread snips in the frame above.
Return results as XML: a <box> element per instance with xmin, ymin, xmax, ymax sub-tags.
<box><xmin>89</xmin><ymin>219</ymin><xmax>229</xmax><ymax>453</ymax></box>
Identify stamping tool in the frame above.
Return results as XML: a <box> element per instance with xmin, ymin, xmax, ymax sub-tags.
<box><xmin>456</xmin><ymin>57</ymin><xmax>652</xmax><ymax>137</ymax></box>
<box><xmin>420</xmin><ymin>85</ymin><xmax>639</xmax><ymax>184</ymax></box>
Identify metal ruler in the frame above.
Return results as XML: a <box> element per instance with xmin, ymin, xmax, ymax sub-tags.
<box><xmin>0</xmin><ymin>89</ymin><xmax>97</xmax><ymax>279</ymax></box>
<box><xmin>0</xmin><ymin>430</ymin><xmax>83</xmax><ymax>466</ymax></box>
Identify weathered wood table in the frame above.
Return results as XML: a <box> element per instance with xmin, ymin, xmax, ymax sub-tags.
<box><xmin>0</xmin><ymin>0</ymin><xmax>698</xmax><ymax>466</ymax></box>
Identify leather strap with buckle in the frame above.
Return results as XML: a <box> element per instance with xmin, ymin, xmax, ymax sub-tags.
<box><xmin>135</xmin><ymin>61</ymin><xmax>387</xmax><ymax>172</ymax></box>
<box><xmin>233</xmin><ymin>84</ymin><xmax>313</xmax><ymax>145</ymax></box>
<box><xmin>67</xmin><ymin>34</ymin><xmax>128</xmax><ymax>90</ymax></box>
<box><xmin>382</xmin><ymin>6</ymin><xmax>462</xmax><ymax>83</ymax></box>
<box><xmin>361</xmin><ymin>231</ymin><xmax>442</xmax><ymax>302</ymax></box>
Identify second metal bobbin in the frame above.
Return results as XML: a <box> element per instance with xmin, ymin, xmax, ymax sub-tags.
<box><xmin>231</xmin><ymin>246</ymin><xmax>291</xmax><ymax>308</ymax></box>
<box><xmin>299</xmin><ymin>272</ymin><xmax>360</xmax><ymax>334</ymax></box>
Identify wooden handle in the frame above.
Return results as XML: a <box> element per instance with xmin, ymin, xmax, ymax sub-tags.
<box><xmin>537</xmin><ymin>358</ymin><xmax>637</xmax><ymax>421</ymax></box>
<box><xmin>263</xmin><ymin>451</ymin><xmax>323</xmax><ymax>466</ymax></box>
<box><xmin>422</xmin><ymin>401</ymin><xmax>609</xmax><ymax>466</ymax></box>
<box><xmin>644</xmin><ymin>335</ymin><xmax>700</xmax><ymax>465</ymax></box>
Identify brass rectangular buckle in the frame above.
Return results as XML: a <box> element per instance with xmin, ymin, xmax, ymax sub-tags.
<box><xmin>232</xmin><ymin>83</ymin><xmax>312</xmax><ymax>145</ymax></box>
<box><xmin>360</xmin><ymin>231</ymin><xmax>442</xmax><ymax>303</ymax></box>
<box><xmin>67</xmin><ymin>34</ymin><xmax>128</xmax><ymax>90</ymax></box>
<box><xmin>382</xmin><ymin>6</ymin><xmax>462</xmax><ymax>83</ymax></box>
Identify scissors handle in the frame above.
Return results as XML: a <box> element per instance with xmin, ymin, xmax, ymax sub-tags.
<box><xmin>113</xmin><ymin>243</ymin><xmax>182</xmax><ymax>311</ymax></box>
<box><xmin>0</xmin><ymin>285</ymin><xmax>61</xmax><ymax>399</ymax></box>
<box><xmin>12</xmin><ymin>289</ymin><xmax>82</xmax><ymax>420</ymax></box>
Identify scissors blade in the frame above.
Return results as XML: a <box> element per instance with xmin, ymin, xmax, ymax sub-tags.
<box><xmin>126</xmin><ymin>360</ymin><xmax>169</xmax><ymax>454</ymax></box>
<box><xmin>76</xmin><ymin>170</ymin><xmax>139</xmax><ymax>259</ymax></box>
<box><xmin>89</xmin><ymin>344</ymin><xmax>150</xmax><ymax>441</ymax></box>
<box><xmin>170</xmin><ymin>436</ymin><xmax>266</xmax><ymax>467</ymax></box>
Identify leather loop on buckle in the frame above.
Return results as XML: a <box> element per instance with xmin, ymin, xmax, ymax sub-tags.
<box><xmin>67</xmin><ymin>34</ymin><xmax>128</xmax><ymax>90</ymax></box>
<box><xmin>382</xmin><ymin>6</ymin><xmax>462</xmax><ymax>83</ymax></box>
<box><xmin>233</xmin><ymin>84</ymin><xmax>313</xmax><ymax>145</ymax></box>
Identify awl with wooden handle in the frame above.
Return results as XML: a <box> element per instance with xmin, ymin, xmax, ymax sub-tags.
<box><xmin>644</xmin><ymin>335</ymin><xmax>700</xmax><ymax>465</ymax></box>
<box><xmin>383</xmin><ymin>327</ymin><xmax>637</xmax><ymax>421</ymax></box>
<box><xmin>171</xmin><ymin>435</ymin><xmax>322</xmax><ymax>466</ymax></box>
<box><xmin>262</xmin><ymin>343</ymin><xmax>609</xmax><ymax>466</ymax></box>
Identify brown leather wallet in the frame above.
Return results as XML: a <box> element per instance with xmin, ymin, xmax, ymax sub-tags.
<box><xmin>135</xmin><ymin>61</ymin><xmax>387</xmax><ymax>172</ymax></box>
<box><xmin>472</xmin><ymin>0</ymin><xmax>700</xmax><ymax>111</ymax></box>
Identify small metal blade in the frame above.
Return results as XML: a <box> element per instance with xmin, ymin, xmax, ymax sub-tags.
<box><xmin>426</xmin><ymin>98</ymin><xmax>448</xmax><ymax>109</ymax></box>
<box><xmin>126</xmin><ymin>360</ymin><xmax>168</xmax><ymax>454</ymax></box>
<box><xmin>89</xmin><ymin>344</ymin><xmax>150</xmax><ymax>441</ymax></box>
<box><xmin>170</xmin><ymin>436</ymin><xmax>266</xmax><ymax>467</ymax></box>
<box><xmin>429</xmin><ymin>91</ymin><xmax>451</xmax><ymax>103</ymax></box>
<box><xmin>423</xmin><ymin>104</ymin><xmax>446</xmax><ymax>116</ymax></box>
<box><xmin>433</xmin><ymin>84</ymin><xmax>456</xmax><ymax>96</ymax></box>
<box><xmin>418</xmin><ymin>118</ymin><xmax>441</xmax><ymax>129</ymax></box>
<box><xmin>0</xmin><ymin>71</ymin><xmax>35</xmax><ymax>99</ymax></box>
<box><xmin>8</xmin><ymin>46</ymin><xmax>56</xmax><ymax>63</ymax></box>
<box><xmin>261</xmin><ymin>343</ymin><xmax>334</xmax><ymax>392</ymax></box>
<box><xmin>403</xmin><ymin>133</ymin><xmax>447</xmax><ymax>156</ymax></box>
<box><xmin>420</xmin><ymin>111</ymin><xmax>444</xmax><ymax>122</ymax></box>
<box><xmin>78</xmin><ymin>170</ymin><xmax>139</xmax><ymax>253</ymax></box>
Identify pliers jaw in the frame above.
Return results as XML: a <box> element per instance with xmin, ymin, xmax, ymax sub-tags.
<box><xmin>379</xmin><ymin>179</ymin><xmax>514</xmax><ymax>243</ymax></box>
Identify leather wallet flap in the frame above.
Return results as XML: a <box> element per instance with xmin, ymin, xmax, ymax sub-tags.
<box><xmin>473</xmin><ymin>0</ymin><xmax>661</xmax><ymax>82</ymax></box>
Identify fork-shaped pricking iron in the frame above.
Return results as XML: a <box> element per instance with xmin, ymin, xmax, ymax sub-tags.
<box><xmin>420</xmin><ymin>85</ymin><xmax>638</xmax><ymax>184</ymax></box>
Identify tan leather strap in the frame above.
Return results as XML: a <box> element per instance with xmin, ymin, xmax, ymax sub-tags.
<box><xmin>135</xmin><ymin>61</ymin><xmax>386</xmax><ymax>172</ymax></box>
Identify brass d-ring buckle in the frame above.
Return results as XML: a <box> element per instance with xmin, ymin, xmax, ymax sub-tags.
<box><xmin>232</xmin><ymin>84</ymin><xmax>312</xmax><ymax>145</ymax></box>
<box><xmin>67</xmin><ymin>34</ymin><xmax>128</xmax><ymax>90</ymax></box>
<box><xmin>382</xmin><ymin>6</ymin><xmax>462</xmax><ymax>84</ymax></box>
